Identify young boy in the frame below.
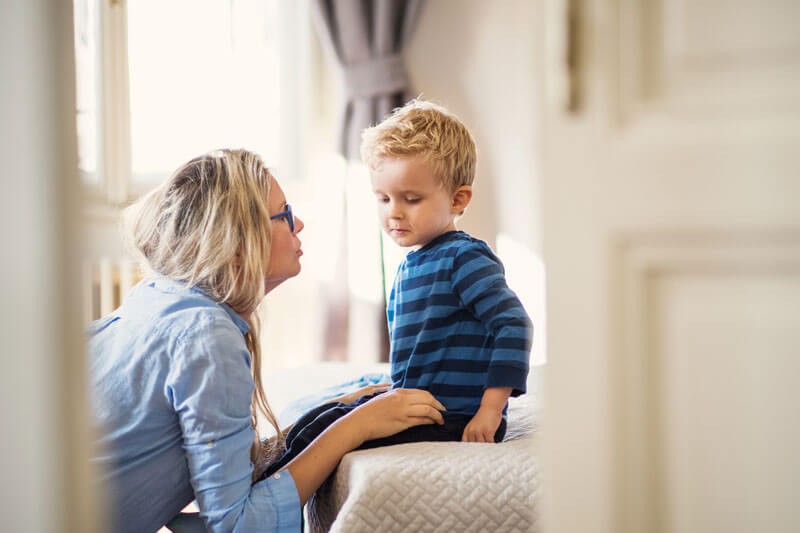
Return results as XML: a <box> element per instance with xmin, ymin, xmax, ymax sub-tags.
<box><xmin>262</xmin><ymin>100</ymin><xmax>531</xmax><ymax>479</ymax></box>
<box><xmin>362</xmin><ymin>99</ymin><xmax>533</xmax><ymax>443</ymax></box>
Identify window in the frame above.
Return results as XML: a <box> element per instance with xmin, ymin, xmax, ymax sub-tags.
<box><xmin>73</xmin><ymin>0</ymin><xmax>344</xmax><ymax>371</ymax></box>
<box><xmin>73</xmin><ymin>0</ymin><xmax>306</xmax><ymax>205</ymax></box>
<box><xmin>73</xmin><ymin>0</ymin><xmax>101</xmax><ymax>185</ymax></box>
<box><xmin>127</xmin><ymin>0</ymin><xmax>281</xmax><ymax>188</ymax></box>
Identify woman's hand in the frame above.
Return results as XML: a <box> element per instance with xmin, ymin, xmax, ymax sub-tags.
<box><xmin>345</xmin><ymin>388</ymin><xmax>446</xmax><ymax>444</ymax></box>
<box><xmin>285</xmin><ymin>388</ymin><xmax>445</xmax><ymax>505</ymax></box>
<box><xmin>327</xmin><ymin>382</ymin><xmax>392</xmax><ymax>405</ymax></box>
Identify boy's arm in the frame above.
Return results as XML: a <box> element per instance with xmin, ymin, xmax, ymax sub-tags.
<box><xmin>451</xmin><ymin>244</ymin><xmax>533</xmax><ymax>397</ymax></box>
<box><xmin>462</xmin><ymin>386</ymin><xmax>512</xmax><ymax>443</ymax></box>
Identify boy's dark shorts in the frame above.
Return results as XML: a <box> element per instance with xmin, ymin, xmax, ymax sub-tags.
<box><xmin>262</xmin><ymin>391</ymin><xmax>506</xmax><ymax>480</ymax></box>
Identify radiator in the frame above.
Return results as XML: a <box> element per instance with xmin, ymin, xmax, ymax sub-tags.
<box><xmin>83</xmin><ymin>257</ymin><xmax>140</xmax><ymax>322</ymax></box>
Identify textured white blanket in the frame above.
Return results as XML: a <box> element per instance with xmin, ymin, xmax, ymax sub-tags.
<box><xmin>308</xmin><ymin>395</ymin><xmax>539</xmax><ymax>532</ymax></box>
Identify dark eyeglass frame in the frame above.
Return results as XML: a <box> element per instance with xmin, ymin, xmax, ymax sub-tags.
<box><xmin>269</xmin><ymin>203</ymin><xmax>295</xmax><ymax>232</ymax></box>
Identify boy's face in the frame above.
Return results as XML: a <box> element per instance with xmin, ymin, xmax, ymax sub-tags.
<box><xmin>370</xmin><ymin>156</ymin><xmax>469</xmax><ymax>250</ymax></box>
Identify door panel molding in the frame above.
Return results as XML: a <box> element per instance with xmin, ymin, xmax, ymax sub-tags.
<box><xmin>614</xmin><ymin>0</ymin><xmax>800</xmax><ymax>127</ymax></box>
<box><xmin>610</xmin><ymin>229</ymin><xmax>800</xmax><ymax>533</ymax></box>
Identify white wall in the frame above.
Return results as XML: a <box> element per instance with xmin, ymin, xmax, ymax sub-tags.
<box><xmin>406</xmin><ymin>0</ymin><xmax>542</xmax><ymax>253</ymax></box>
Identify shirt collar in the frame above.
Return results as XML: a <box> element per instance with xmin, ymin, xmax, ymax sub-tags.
<box><xmin>409</xmin><ymin>230</ymin><xmax>464</xmax><ymax>256</ymax></box>
<box><xmin>218</xmin><ymin>302</ymin><xmax>251</xmax><ymax>335</ymax></box>
<box><xmin>145</xmin><ymin>276</ymin><xmax>251</xmax><ymax>335</ymax></box>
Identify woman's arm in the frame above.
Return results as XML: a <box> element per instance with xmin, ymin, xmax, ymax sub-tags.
<box><xmin>169</xmin><ymin>316</ymin><xmax>303</xmax><ymax>532</ymax></box>
<box><xmin>257</xmin><ymin>382</ymin><xmax>392</xmax><ymax>453</ymax></box>
<box><xmin>285</xmin><ymin>388</ymin><xmax>445</xmax><ymax>504</ymax></box>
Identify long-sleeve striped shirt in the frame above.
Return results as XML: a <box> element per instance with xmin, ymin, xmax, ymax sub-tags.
<box><xmin>388</xmin><ymin>231</ymin><xmax>533</xmax><ymax>416</ymax></box>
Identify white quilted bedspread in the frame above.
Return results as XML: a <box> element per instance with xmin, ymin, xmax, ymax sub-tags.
<box><xmin>307</xmin><ymin>395</ymin><xmax>540</xmax><ymax>533</ymax></box>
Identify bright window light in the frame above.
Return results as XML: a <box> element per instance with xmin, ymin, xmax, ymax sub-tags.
<box><xmin>73</xmin><ymin>0</ymin><xmax>100</xmax><ymax>183</ymax></box>
<box><xmin>127</xmin><ymin>0</ymin><xmax>281</xmax><ymax>186</ymax></box>
<box><xmin>497</xmin><ymin>233</ymin><xmax>547</xmax><ymax>365</ymax></box>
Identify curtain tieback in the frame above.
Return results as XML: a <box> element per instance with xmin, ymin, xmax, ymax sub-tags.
<box><xmin>343</xmin><ymin>54</ymin><xmax>409</xmax><ymax>100</ymax></box>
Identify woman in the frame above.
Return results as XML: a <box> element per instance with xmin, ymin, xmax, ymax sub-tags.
<box><xmin>87</xmin><ymin>149</ymin><xmax>445</xmax><ymax>532</ymax></box>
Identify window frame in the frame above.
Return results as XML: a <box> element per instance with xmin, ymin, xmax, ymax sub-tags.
<box><xmin>81</xmin><ymin>0</ymin><xmax>314</xmax><ymax>210</ymax></box>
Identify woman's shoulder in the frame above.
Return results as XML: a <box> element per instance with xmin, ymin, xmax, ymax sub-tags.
<box><xmin>125</xmin><ymin>277</ymin><xmax>250</xmax><ymax>343</ymax></box>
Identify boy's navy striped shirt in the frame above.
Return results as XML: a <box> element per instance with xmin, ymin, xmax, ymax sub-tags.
<box><xmin>388</xmin><ymin>231</ymin><xmax>533</xmax><ymax>415</ymax></box>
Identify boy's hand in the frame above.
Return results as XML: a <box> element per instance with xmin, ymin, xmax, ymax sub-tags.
<box><xmin>462</xmin><ymin>386</ymin><xmax>512</xmax><ymax>443</ymax></box>
<box><xmin>462</xmin><ymin>405</ymin><xmax>503</xmax><ymax>443</ymax></box>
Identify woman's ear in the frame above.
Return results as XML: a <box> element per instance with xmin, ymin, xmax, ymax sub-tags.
<box><xmin>451</xmin><ymin>185</ymin><xmax>473</xmax><ymax>214</ymax></box>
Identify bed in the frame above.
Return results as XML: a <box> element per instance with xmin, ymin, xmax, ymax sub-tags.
<box><xmin>264</xmin><ymin>362</ymin><xmax>541</xmax><ymax>533</ymax></box>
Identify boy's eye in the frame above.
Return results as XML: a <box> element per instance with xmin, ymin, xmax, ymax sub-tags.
<box><xmin>405</xmin><ymin>197</ymin><xmax>420</xmax><ymax>204</ymax></box>
<box><xmin>378</xmin><ymin>196</ymin><xmax>390</xmax><ymax>203</ymax></box>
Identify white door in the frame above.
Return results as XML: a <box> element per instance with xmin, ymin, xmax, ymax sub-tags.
<box><xmin>540</xmin><ymin>1</ymin><xmax>800</xmax><ymax>532</ymax></box>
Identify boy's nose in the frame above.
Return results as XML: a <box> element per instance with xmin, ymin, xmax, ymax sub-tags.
<box><xmin>294</xmin><ymin>215</ymin><xmax>304</xmax><ymax>233</ymax></box>
<box><xmin>388</xmin><ymin>203</ymin><xmax>403</xmax><ymax>219</ymax></box>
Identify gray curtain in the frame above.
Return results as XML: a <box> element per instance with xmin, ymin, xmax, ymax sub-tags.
<box><xmin>312</xmin><ymin>0</ymin><xmax>423</xmax><ymax>159</ymax></box>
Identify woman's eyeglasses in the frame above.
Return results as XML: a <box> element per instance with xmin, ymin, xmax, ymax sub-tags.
<box><xmin>269</xmin><ymin>204</ymin><xmax>295</xmax><ymax>232</ymax></box>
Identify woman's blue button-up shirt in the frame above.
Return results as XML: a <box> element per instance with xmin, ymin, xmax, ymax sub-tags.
<box><xmin>87</xmin><ymin>277</ymin><xmax>301</xmax><ymax>533</ymax></box>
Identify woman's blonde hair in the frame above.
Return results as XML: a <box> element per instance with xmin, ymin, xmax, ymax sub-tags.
<box><xmin>360</xmin><ymin>98</ymin><xmax>477</xmax><ymax>192</ymax></box>
<box><xmin>126</xmin><ymin>148</ymin><xmax>283</xmax><ymax>476</ymax></box>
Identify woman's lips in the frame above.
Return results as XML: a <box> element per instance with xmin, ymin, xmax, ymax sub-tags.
<box><xmin>297</xmin><ymin>249</ymin><xmax>303</xmax><ymax>256</ymax></box>
<box><xmin>391</xmin><ymin>229</ymin><xmax>408</xmax><ymax>234</ymax></box>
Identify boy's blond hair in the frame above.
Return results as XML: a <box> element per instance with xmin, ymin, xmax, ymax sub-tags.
<box><xmin>360</xmin><ymin>99</ymin><xmax>477</xmax><ymax>191</ymax></box>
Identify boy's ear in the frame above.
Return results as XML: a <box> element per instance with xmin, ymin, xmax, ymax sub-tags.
<box><xmin>451</xmin><ymin>185</ymin><xmax>473</xmax><ymax>214</ymax></box>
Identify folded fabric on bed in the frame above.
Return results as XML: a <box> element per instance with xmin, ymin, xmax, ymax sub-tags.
<box><xmin>277</xmin><ymin>371</ymin><xmax>391</xmax><ymax>427</ymax></box>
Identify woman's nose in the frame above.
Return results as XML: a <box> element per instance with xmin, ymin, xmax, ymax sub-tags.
<box><xmin>293</xmin><ymin>215</ymin><xmax>304</xmax><ymax>233</ymax></box>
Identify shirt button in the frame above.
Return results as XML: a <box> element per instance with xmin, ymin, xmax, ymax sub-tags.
<box><xmin>273</xmin><ymin>473</ymin><xmax>281</xmax><ymax>480</ymax></box>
